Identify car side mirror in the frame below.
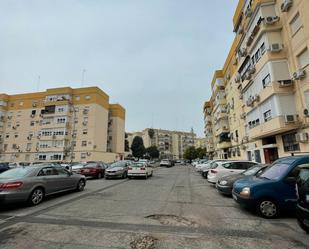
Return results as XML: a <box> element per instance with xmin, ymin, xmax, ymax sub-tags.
<box><xmin>285</xmin><ymin>176</ymin><xmax>297</xmax><ymax>184</ymax></box>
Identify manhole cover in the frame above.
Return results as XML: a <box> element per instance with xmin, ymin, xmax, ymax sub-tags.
<box><xmin>130</xmin><ymin>235</ymin><xmax>157</xmax><ymax>249</ymax></box>
<box><xmin>145</xmin><ymin>214</ymin><xmax>198</xmax><ymax>227</ymax></box>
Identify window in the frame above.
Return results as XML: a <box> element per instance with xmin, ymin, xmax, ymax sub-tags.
<box><xmin>82</xmin><ymin>129</ymin><xmax>88</xmax><ymax>135</ymax></box>
<box><xmin>25</xmin><ymin>154</ymin><xmax>30</xmax><ymax>161</ymax></box>
<box><xmin>31</xmin><ymin>110</ymin><xmax>36</xmax><ymax>115</ymax></box>
<box><xmin>81</xmin><ymin>153</ymin><xmax>87</xmax><ymax>159</ymax></box>
<box><xmin>75</xmin><ymin>96</ymin><xmax>80</xmax><ymax>101</ymax></box>
<box><xmin>5</xmin><ymin>134</ymin><xmax>9</xmax><ymax>138</ymax></box>
<box><xmin>26</xmin><ymin>143</ymin><xmax>32</xmax><ymax>150</ymax></box>
<box><xmin>282</xmin><ymin>133</ymin><xmax>300</xmax><ymax>152</ymax></box>
<box><xmin>39</xmin><ymin>155</ymin><xmax>47</xmax><ymax>161</ymax></box>
<box><xmin>57</xmin><ymin>117</ymin><xmax>66</xmax><ymax>124</ymax></box>
<box><xmin>262</xmin><ymin>74</ymin><xmax>271</xmax><ymax>88</ymax></box>
<box><xmin>297</xmin><ymin>49</ymin><xmax>309</xmax><ymax>68</ymax></box>
<box><xmin>58</xmin><ymin>107</ymin><xmax>65</xmax><ymax>113</ymax></box>
<box><xmin>264</xmin><ymin>110</ymin><xmax>272</xmax><ymax>122</ymax></box>
<box><xmin>290</xmin><ymin>13</ymin><xmax>302</xmax><ymax>35</ymax></box>
<box><xmin>260</xmin><ymin>43</ymin><xmax>266</xmax><ymax>55</ymax></box>
<box><xmin>81</xmin><ymin>141</ymin><xmax>87</xmax><ymax>147</ymax></box>
<box><xmin>14</xmin><ymin>133</ymin><xmax>18</xmax><ymax>138</ymax></box>
<box><xmin>30</xmin><ymin>121</ymin><xmax>35</xmax><ymax>126</ymax></box>
<box><xmin>85</xmin><ymin>95</ymin><xmax>91</xmax><ymax>100</ymax></box>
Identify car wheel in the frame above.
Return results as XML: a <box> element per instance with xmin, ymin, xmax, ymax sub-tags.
<box><xmin>257</xmin><ymin>199</ymin><xmax>278</xmax><ymax>218</ymax></box>
<box><xmin>76</xmin><ymin>179</ymin><xmax>86</xmax><ymax>192</ymax></box>
<box><xmin>145</xmin><ymin>174</ymin><xmax>148</xmax><ymax>180</ymax></box>
<box><xmin>122</xmin><ymin>172</ymin><xmax>127</xmax><ymax>179</ymax></box>
<box><xmin>28</xmin><ymin>188</ymin><xmax>44</xmax><ymax>206</ymax></box>
<box><xmin>97</xmin><ymin>172</ymin><xmax>102</xmax><ymax>179</ymax></box>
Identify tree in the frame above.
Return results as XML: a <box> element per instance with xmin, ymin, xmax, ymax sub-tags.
<box><xmin>124</xmin><ymin>133</ymin><xmax>130</xmax><ymax>152</ymax></box>
<box><xmin>184</xmin><ymin>146</ymin><xmax>198</xmax><ymax>162</ymax></box>
<box><xmin>145</xmin><ymin>146</ymin><xmax>160</xmax><ymax>159</ymax></box>
<box><xmin>131</xmin><ymin>136</ymin><xmax>145</xmax><ymax>158</ymax></box>
<box><xmin>196</xmin><ymin>147</ymin><xmax>206</xmax><ymax>159</ymax></box>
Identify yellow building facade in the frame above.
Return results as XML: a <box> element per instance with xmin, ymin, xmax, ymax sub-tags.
<box><xmin>204</xmin><ymin>0</ymin><xmax>309</xmax><ymax>164</ymax></box>
<box><xmin>0</xmin><ymin>87</ymin><xmax>126</xmax><ymax>163</ymax></box>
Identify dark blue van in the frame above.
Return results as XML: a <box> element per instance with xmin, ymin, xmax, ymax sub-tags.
<box><xmin>232</xmin><ymin>156</ymin><xmax>309</xmax><ymax>218</ymax></box>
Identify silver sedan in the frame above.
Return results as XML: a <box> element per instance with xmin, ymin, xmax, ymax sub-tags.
<box><xmin>0</xmin><ymin>165</ymin><xmax>86</xmax><ymax>205</ymax></box>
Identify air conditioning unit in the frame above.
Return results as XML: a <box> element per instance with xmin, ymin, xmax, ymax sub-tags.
<box><xmin>285</xmin><ymin>114</ymin><xmax>297</xmax><ymax>123</ymax></box>
<box><xmin>237</xmin><ymin>26</ymin><xmax>244</xmax><ymax>35</ymax></box>
<box><xmin>281</xmin><ymin>0</ymin><xmax>293</xmax><ymax>12</ymax></box>
<box><xmin>245</xmin><ymin>72</ymin><xmax>252</xmax><ymax>81</ymax></box>
<box><xmin>248</xmin><ymin>66</ymin><xmax>256</xmax><ymax>75</ymax></box>
<box><xmin>269</xmin><ymin>43</ymin><xmax>283</xmax><ymax>53</ymax></box>
<box><xmin>245</xmin><ymin>7</ymin><xmax>252</xmax><ymax>17</ymax></box>
<box><xmin>240</xmin><ymin>48</ymin><xmax>247</xmax><ymax>57</ymax></box>
<box><xmin>232</xmin><ymin>57</ymin><xmax>238</xmax><ymax>65</ymax></box>
<box><xmin>293</xmin><ymin>69</ymin><xmax>306</xmax><ymax>80</ymax></box>
<box><xmin>254</xmin><ymin>94</ymin><xmax>260</xmax><ymax>102</ymax></box>
<box><xmin>235</xmin><ymin>74</ymin><xmax>241</xmax><ymax>83</ymax></box>
<box><xmin>296</xmin><ymin>133</ymin><xmax>309</xmax><ymax>143</ymax></box>
<box><xmin>278</xmin><ymin>80</ymin><xmax>293</xmax><ymax>87</ymax></box>
<box><xmin>265</xmin><ymin>16</ymin><xmax>280</xmax><ymax>25</ymax></box>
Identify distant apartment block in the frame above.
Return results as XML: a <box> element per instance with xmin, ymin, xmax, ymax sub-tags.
<box><xmin>0</xmin><ymin>87</ymin><xmax>125</xmax><ymax>163</ymax></box>
<box><xmin>127</xmin><ymin>128</ymin><xmax>196</xmax><ymax>159</ymax></box>
<box><xmin>195</xmin><ymin>138</ymin><xmax>206</xmax><ymax>149</ymax></box>
<box><xmin>204</xmin><ymin>0</ymin><xmax>309</xmax><ymax>164</ymax></box>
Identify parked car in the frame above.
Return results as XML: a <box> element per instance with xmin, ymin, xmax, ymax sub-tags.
<box><xmin>207</xmin><ymin>161</ymin><xmax>258</xmax><ymax>184</ymax></box>
<box><xmin>105</xmin><ymin>161</ymin><xmax>131</xmax><ymax>179</ymax></box>
<box><xmin>195</xmin><ymin>159</ymin><xmax>209</xmax><ymax>172</ymax></box>
<box><xmin>160</xmin><ymin>159</ymin><xmax>172</xmax><ymax>167</ymax></box>
<box><xmin>232</xmin><ymin>156</ymin><xmax>309</xmax><ymax>218</ymax></box>
<box><xmin>296</xmin><ymin>168</ymin><xmax>309</xmax><ymax>233</ymax></box>
<box><xmin>71</xmin><ymin>163</ymin><xmax>86</xmax><ymax>174</ymax></box>
<box><xmin>216</xmin><ymin>164</ymin><xmax>268</xmax><ymax>196</ymax></box>
<box><xmin>0</xmin><ymin>163</ymin><xmax>10</xmax><ymax>173</ymax></box>
<box><xmin>201</xmin><ymin>160</ymin><xmax>226</xmax><ymax>178</ymax></box>
<box><xmin>0</xmin><ymin>165</ymin><xmax>86</xmax><ymax>205</ymax></box>
<box><xmin>79</xmin><ymin>162</ymin><xmax>107</xmax><ymax>179</ymax></box>
<box><xmin>128</xmin><ymin>162</ymin><xmax>153</xmax><ymax>179</ymax></box>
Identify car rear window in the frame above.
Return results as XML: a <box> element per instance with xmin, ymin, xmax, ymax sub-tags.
<box><xmin>0</xmin><ymin>167</ymin><xmax>35</xmax><ymax>178</ymax></box>
<box><xmin>132</xmin><ymin>163</ymin><xmax>145</xmax><ymax>167</ymax></box>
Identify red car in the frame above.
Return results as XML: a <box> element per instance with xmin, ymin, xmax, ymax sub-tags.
<box><xmin>79</xmin><ymin>162</ymin><xmax>106</xmax><ymax>179</ymax></box>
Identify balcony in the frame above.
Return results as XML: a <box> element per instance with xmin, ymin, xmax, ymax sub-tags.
<box><xmin>248</xmin><ymin>115</ymin><xmax>300</xmax><ymax>139</ymax></box>
<box><xmin>217</xmin><ymin>141</ymin><xmax>232</xmax><ymax>150</ymax></box>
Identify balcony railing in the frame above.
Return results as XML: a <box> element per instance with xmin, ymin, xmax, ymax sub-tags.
<box><xmin>248</xmin><ymin>115</ymin><xmax>300</xmax><ymax>139</ymax></box>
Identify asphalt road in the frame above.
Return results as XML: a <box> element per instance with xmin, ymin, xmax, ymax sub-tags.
<box><xmin>0</xmin><ymin>166</ymin><xmax>308</xmax><ymax>249</ymax></box>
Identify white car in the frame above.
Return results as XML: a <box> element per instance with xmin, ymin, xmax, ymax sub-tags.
<box><xmin>128</xmin><ymin>162</ymin><xmax>153</xmax><ymax>179</ymax></box>
<box><xmin>195</xmin><ymin>159</ymin><xmax>210</xmax><ymax>172</ymax></box>
<box><xmin>207</xmin><ymin>161</ymin><xmax>258</xmax><ymax>184</ymax></box>
<box><xmin>160</xmin><ymin>159</ymin><xmax>172</xmax><ymax>167</ymax></box>
<box><xmin>201</xmin><ymin>160</ymin><xmax>226</xmax><ymax>178</ymax></box>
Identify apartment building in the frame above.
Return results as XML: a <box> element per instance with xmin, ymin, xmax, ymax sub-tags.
<box><xmin>204</xmin><ymin>0</ymin><xmax>309</xmax><ymax>164</ymax></box>
<box><xmin>127</xmin><ymin>128</ymin><xmax>196</xmax><ymax>159</ymax></box>
<box><xmin>0</xmin><ymin>87</ymin><xmax>125</xmax><ymax>163</ymax></box>
<box><xmin>195</xmin><ymin>138</ymin><xmax>207</xmax><ymax>149</ymax></box>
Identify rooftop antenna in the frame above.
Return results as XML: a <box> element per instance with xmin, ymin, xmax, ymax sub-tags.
<box><xmin>81</xmin><ymin>69</ymin><xmax>86</xmax><ymax>87</ymax></box>
<box><xmin>37</xmin><ymin>75</ymin><xmax>41</xmax><ymax>91</ymax></box>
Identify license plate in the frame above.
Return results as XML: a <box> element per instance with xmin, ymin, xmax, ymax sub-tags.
<box><xmin>306</xmin><ymin>195</ymin><xmax>309</xmax><ymax>203</ymax></box>
<box><xmin>84</xmin><ymin>169</ymin><xmax>90</xmax><ymax>172</ymax></box>
<box><xmin>233</xmin><ymin>194</ymin><xmax>237</xmax><ymax>201</ymax></box>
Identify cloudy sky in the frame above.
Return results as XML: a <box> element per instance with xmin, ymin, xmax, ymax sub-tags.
<box><xmin>0</xmin><ymin>0</ymin><xmax>238</xmax><ymax>136</ymax></box>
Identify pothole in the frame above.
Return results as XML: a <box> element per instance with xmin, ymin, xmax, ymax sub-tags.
<box><xmin>145</xmin><ymin>214</ymin><xmax>199</xmax><ymax>228</ymax></box>
<box><xmin>130</xmin><ymin>235</ymin><xmax>158</xmax><ymax>249</ymax></box>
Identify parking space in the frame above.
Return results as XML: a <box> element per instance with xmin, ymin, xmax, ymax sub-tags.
<box><xmin>0</xmin><ymin>166</ymin><xmax>308</xmax><ymax>249</ymax></box>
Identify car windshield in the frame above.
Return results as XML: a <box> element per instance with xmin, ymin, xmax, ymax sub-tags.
<box><xmin>258</xmin><ymin>163</ymin><xmax>290</xmax><ymax>180</ymax></box>
<box><xmin>243</xmin><ymin>166</ymin><xmax>262</xmax><ymax>176</ymax></box>
<box><xmin>0</xmin><ymin>167</ymin><xmax>35</xmax><ymax>178</ymax></box>
<box><xmin>298</xmin><ymin>169</ymin><xmax>309</xmax><ymax>184</ymax></box>
<box><xmin>109</xmin><ymin>161</ymin><xmax>126</xmax><ymax>168</ymax></box>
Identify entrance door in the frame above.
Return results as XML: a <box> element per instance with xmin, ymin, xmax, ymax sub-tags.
<box><xmin>263</xmin><ymin>148</ymin><xmax>279</xmax><ymax>164</ymax></box>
